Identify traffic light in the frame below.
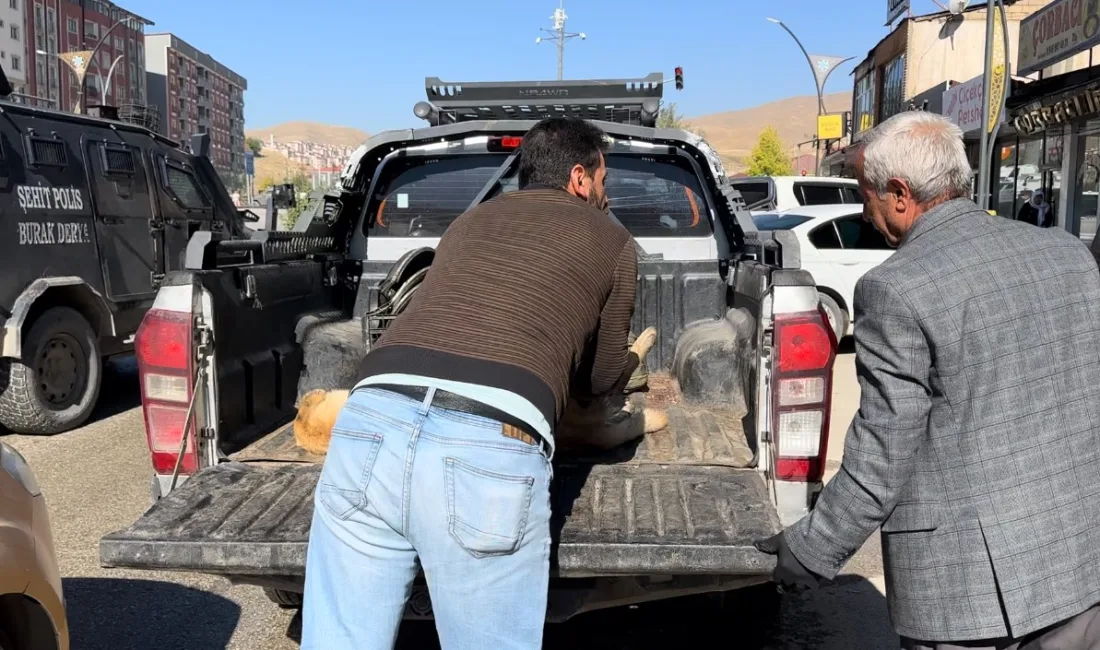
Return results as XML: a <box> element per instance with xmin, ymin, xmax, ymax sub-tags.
<box><xmin>674</xmin><ymin>67</ymin><xmax>684</xmax><ymax>91</ymax></box>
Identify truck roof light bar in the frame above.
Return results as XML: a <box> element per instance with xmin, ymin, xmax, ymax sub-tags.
<box><xmin>413</xmin><ymin>73</ymin><xmax>665</xmax><ymax>127</ymax></box>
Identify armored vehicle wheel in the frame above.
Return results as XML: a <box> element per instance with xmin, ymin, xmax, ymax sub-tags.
<box><xmin>262</xmin><ymin>588</ymin><xmax>302</xmax><ymax>609</ymax></box>
<box><xmin>0</xmin><ymin>307</ymin><xmax>101</xmax><ymax>435</ymax></box>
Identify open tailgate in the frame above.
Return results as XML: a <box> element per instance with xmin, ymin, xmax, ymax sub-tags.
<box><xmin>100</xmin><ymin>461</ymin><xmax>779</xmax><ymax>578</ymax></box>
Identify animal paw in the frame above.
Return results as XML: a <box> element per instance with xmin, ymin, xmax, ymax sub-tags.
<box><xmin>631</xmin><ymin>326</ymin><xmax>658</xmax><ymax>358</ymax></box>
<box><xmin>642</xmin><ymin>407</ymin><xmax>669</xmax><ymax>433</ymax></box>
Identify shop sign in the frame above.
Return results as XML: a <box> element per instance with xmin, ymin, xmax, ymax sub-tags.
<box><xmin>1018</xmin><ymin>0</ymin><xmax>1100</xmax><ymax>76</ymax></box>
<box><xmin>1011</xmin><ymin>84</ymin><xmax>1100</xmax><ymax>135</ymax></box>
<box><xmin>943</xmin><ymin>74</ymin><xmax>1004</xmax><ymax>133</ymax></box>
<box><xmin>887</xmin><ymin>0</ymin><xmax>909</xmax><ymax>25</ymax></box>
<box><xmin>817</xmin><ymin>114</ymin><xmax>844</xmax><ymax>140</ymax></box>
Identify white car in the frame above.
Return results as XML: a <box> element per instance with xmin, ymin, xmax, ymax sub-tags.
<box><xmin>729</xmin><ymin>175</ymin><xmax>861</xmax><ymax>212</ymax></box>
<box><xmin>752</xmin><ymin>204</ymin><xmax>894</xmax><ymax>338</ymax></box>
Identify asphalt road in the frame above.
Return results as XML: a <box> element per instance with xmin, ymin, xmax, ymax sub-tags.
<box><xmin>4</xmin><ymin>348</ymin><xmax>898</xmax><ymax>650</ymax></box>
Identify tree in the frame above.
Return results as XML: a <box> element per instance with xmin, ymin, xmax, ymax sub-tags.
<box><xmin>745</xmin><ymin>126</ymin><xmax>793</xmax><ymax>177</ymax></box>
<box><xmin>246</xmin><ymin>137</ymin><xmax>263</xmax><ymax>155</ymax></box>
<box><xmin>656</xmin><ymin>102</ymin><xmax>706</xmax><ymax>139</ymax></box>
<box><xmin>657</xmin><ymin>103</ymin><xmax>685</xmax><ymax>128</ymax></box>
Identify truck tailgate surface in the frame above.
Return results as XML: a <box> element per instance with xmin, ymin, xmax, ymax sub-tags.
<box><xmin>101</xmin><ymin>462</ymin><xmax>779</xmax><ymax>577</ymax></box>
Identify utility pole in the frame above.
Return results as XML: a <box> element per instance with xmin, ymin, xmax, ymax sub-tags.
<box><xmin>535</xmin><ymin>2</ymin><xmax>585</xmax><ymax>80</ymax></box>
<box><xmin>976</xmin><ymin>0</ymin><xmax>1009</xmax><ymax>211</ymax></box>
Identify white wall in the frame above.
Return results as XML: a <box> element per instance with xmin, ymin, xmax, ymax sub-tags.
<box><xmin>0</xmin><ymin>0</ymin><xmax>27</xmax><ymax>85</ymax></box>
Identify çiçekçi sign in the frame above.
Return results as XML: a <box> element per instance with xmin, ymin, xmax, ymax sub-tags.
<box><xmin>1018</xmin><ymin>0</ymin><xmax>1100</xmax><ymax>76</ymax></box>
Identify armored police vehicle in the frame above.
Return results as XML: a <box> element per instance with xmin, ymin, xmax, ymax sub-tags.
<box><xmin>0</xmin><ymin>67</ymin><xmax>248</xmax><ymax>435</ymax></box>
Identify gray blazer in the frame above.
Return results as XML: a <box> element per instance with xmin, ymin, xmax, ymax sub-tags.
<box><xmin>785</xmin><ymin>198</ymin><xmax>1100</xmax><ymax>642</ymax></box>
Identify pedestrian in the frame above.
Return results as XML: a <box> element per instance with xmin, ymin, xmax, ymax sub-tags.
<box><xmin>301</xmin><ymin>117</ymin><xmax>638</xmax><ymax>650</ymax></box>
<box><xmin>755</xmin><ymin>110</ymin><xmax>1100</xmax><ymax>649</ymax></box>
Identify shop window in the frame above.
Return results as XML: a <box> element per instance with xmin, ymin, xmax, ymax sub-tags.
<box><xmin>880</xmin><ymin>54</ymin><xmax>906</xmax><ymax>122</ymax></box>
<box><xmin>853</xmin><ymin>71</ymin><xmax>876</xmax><ymax>135</ymax></box>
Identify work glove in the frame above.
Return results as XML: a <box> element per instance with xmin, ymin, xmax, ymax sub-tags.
<box><xmin>754</xmin><ymin>531</ymin><xmax>822</xmax><ymax>593</ymax></box>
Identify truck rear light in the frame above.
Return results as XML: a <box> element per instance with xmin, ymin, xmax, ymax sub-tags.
<box><xmin>777</xmin><ymin>377</ymin><xmax>825</xmax><ymax>406</ymax></box>
<box><xmin>136</xmin><ymin>307</ymin><xmax>200</xmax><ymax>476</ymax></box>
<box><xmin>143</xmin><ymin>373</ymin><xmax>189</xmax><ymax>403</ymax></box>
<box><xmin>772</xmin><ymin>308</ymin><xmax>836</xmax><ymax>483</ymax></box>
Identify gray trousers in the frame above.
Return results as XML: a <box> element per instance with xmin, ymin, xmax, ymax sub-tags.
<box><xmin>902</xmin><ymin>603</ymin><xmax>1100</xmax><ymax>650</ymax></box>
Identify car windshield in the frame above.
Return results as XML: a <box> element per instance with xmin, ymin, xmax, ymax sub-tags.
<box><xmin>752</xmin><ymin>212</ymin><xmax>814</xmax><ymax>230</ymax></box>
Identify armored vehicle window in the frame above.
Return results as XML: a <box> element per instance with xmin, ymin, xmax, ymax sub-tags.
<box><xmin>163</xmin><ymin>161</ymin><xmax>210</xmax><ymax>211</ymax></box>
<box><xmin>26</xmin><ymin>136</ymin><xmax>67</xmax><ymax>167</ymax></box>
<box><xmin>369</xmin><ymin>155</ymin><xmax>508</xmax><ymax>237</ymax></box>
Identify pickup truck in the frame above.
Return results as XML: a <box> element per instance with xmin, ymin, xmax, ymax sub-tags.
<box><xmin>99</xmin><ymin>75</ymin><xmax>838</xmax><ymax>626</ymax></box>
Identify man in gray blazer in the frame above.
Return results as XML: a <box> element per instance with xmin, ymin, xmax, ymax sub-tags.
<box><xmin>756</xmin><ymin>110</ymin><xmax>1100</xmax><ymax>649</ymax></box>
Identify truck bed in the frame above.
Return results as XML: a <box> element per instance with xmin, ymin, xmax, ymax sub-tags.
<box><xmin>230</xmin><ymin>373</ymin><xmax>756</xmax><ymax>468</ymax></box>
<box><xmin>100</xmin><ymin>374</ymin><xmax>775</xmax><ymax>578</ymax></box>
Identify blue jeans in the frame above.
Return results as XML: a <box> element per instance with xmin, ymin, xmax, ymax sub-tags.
<box><xmin>301</xmin><ymin>387</ymin><xmax>553</xmax><ymax>650</ymax></box>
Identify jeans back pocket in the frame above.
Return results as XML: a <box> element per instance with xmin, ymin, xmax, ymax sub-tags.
<box><xmin>445</xmin><ymin>457</ymin><xmax>535</xmax><ymax>558</ymax></box>
<box><xmin>316</xmin><ymin>430</ymin><xmax>384</xmax><ymax>521</ymax></box>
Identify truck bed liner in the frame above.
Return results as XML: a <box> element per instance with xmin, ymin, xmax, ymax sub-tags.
<box><xmin>231</xmin><ymin>373</ymin><xmax>755</xmax><ymax>468</ymax></box>
<box><xmin>100</xmin><ymin>462</ymin><xmax>778</xmax><ymax>578</ymax></box>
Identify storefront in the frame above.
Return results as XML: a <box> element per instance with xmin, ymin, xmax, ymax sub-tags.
<box><xmin>1005</xmin><ymin>64</ymin><xmax>1100</xmax><ymax>244</ymax></box>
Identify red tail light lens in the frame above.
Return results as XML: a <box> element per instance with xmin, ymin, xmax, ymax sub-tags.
<box><xmin>136</xmin><ymin>308</ymin><xmax>199</xmax><ymax>475</ymax></box>
<box><xmin>772</xmin><ymin>308</ymin><xmax>837</xmax><ymax>483</ymax></box>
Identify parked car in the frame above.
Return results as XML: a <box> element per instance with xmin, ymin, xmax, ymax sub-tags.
<box><xmin>0</xmin><ymin>441</ymin><xmax>68</xmax><ymax>650</ymax></box>
<box><xmin>729</xmin><ymin>175</ymin><xmax>861</xmax><ymax>212</ymax></box>
<box><xmin>753</xmin><ymin>205</ymin><xmax>894</xmax><ymax>337</ymax></box>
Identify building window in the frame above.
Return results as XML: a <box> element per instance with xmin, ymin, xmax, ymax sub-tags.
<box><xmin>853</xmin><ymin>71</ymin><xmax>876</xmax><ymax>135</ymax></box>
<box><xmin>880</xmin><ymin>54</ymin><xmax>906</xmax><ymax>122</ymax></box>
<box><xmin>67</xmin><ymin>17</ymin><xmax>77</xmax><ymax>33</ymax></box>
<box><xmin>84</xmin><ymin>20</ymin><xmax>98</xmax><ymax>40</ymax></box>
<box><xmin>10</xmin><ymin>55</ymin><xmax>19</xmax><ymax>71</ymax></box>
<box><xmin>8</xmin><ymin>0</ymin><xmax>15</xmax><ymax>8</ymax></box>
<box><xmin>10</xmin><ymin>25</ymin><xmax>18</xmax><ymax>41</ymax></box>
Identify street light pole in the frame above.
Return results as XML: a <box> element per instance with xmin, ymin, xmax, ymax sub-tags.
<box><xmin>76</xmin><ymin>18</ymin><xmax>128</xmax><ymax>113</ymax></box>
<box><xmin>34</xmin><ymin>50</ymin><xmax>54</xmax><ymax>109</ymax></box>
<box><xmin>767</xmin><ymin>17</ymin><xmax>853</xmax><ymax>176</ymax></box>
<box><xmin>102</xmin><ymin>54</ymin><xmax>124</xmax><ymax>101</ymax></box>
<box><xmin>535</xmin><ymin>2</ymin><xmax>585</xmax><ymax>80</ymax></box>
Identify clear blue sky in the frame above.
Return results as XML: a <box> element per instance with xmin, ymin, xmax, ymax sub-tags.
<box><xmin>122</xmin><ymin>0</ymin><xmax>923</xmax><ymax>133</ymax></box>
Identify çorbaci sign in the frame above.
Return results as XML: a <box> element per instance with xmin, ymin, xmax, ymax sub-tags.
<box><xmin>15</xmin><ymin>183</ymin><xmax>85</xmax><ymax>214</ymax></box>
<box><xmin>1011</xmin><ymin>83</ymin><xmax>1100</xmax><ymax>135</ymax></box>
<box><xmin>1018</xmin><ymin>0</ymin><xmax>1100</xmax><ymax>76</ymax></box>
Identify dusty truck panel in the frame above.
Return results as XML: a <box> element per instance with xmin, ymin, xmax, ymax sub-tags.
<box><xmin>100</xmin><ymin>73</ymin><xmax>836</xmax><ymax>622</ymax></box>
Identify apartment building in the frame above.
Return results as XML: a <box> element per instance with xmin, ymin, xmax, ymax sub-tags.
<box><xmin>24</xmin><ymin>0</ymin><xmax>152</xmax><ymax>111</ymax></box>
<box><xmin>0</xmin><ymin>0</ymin><xmax>28</xmax><ymax>99</ymax></box>
<box><xmin>145</xmin><ymin>32</ymin><xmax>246</xmax><ymax>177</ymax></box>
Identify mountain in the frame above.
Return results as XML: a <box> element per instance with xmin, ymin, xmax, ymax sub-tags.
<box><xmin>245</xmin><ymin>121</ymin><xmax>369</xmax><ymax>148</ymax></box>
<box><xmin>253</xmin><ymin>148</ymin><xmax>309</xmax><ymax>189</ymax></box>
<box><xmin>685</xmin><ymin>91</ymin><xmax>852</xmax><ymax>172</ymax></box>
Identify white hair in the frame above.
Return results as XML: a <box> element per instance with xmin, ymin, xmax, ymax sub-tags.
<box><xmin>859</xmin><ymin>111</ymin><xmax>972</xmax><ymax>204</ymax></box>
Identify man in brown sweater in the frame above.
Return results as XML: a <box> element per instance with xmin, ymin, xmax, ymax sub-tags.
<box><xmin>302</xmin><ymin>117</ymin><xmax>637</xmax><ymax>650</ymax></box>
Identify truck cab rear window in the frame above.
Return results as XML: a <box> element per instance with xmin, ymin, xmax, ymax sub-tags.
<box><xmin>370</xmin><ymin>155</ymin><xmax>508</xmax><ymax>237</ymax></box>
<box><xmin>369</xmin><ymin>152</ymin><xmax>711</xmax><ymax>238</ymax></box>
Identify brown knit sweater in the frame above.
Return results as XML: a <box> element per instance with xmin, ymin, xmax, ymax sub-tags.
<box><xmin>357</xmin><ymin>187</ymin><xmax>638</xmax><ymax>427</ymax></box>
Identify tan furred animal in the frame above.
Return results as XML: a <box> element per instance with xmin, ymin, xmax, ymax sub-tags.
<box><xmin>293</xmin><ymin>327</ymin><xmax>668</xmax><ymax>456</ymax></box>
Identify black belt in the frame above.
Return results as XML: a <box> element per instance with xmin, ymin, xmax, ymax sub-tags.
<box><xmin>359</xmin><ymin>383</ymin><xmax>545</xmax><ymax>448</ymax></box>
